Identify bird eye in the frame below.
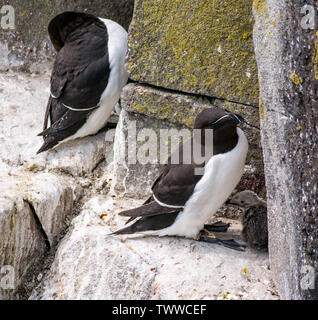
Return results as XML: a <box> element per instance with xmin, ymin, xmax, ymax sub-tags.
<box><xmin>241</xmin><ymin>200</ymin><xmax>245</xmax><ymax>204</ymax></box>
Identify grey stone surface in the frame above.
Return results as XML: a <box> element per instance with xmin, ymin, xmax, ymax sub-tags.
<box><xmin>112</xmin><ymin>108</ymin><xmax>184</xmax><ymax>199</ymax></box>
<box><xmin>22</xmin><ymin>173</ymin><xmax>74</xmax><ymax>246</ymax></box>
<box><xmin>253</xmin><ymin>0</ymin><xmax>318</xmax><ymax>299</ymax></box>
<box><xmin>0</xmin><ymin>0</ymin><xmax>134</xmax><ymax>72</ymax></box>
<box><xmin>0</xmin><ymin>175</ymin><xmax>47</xmax><ymax>300</ymax></box>
<box><xmin>0</xmin><ymin>71</ymin><xmax>115</xmax><ymax>299</ymax></box>
<box><xmin>30</xmin><ymin>196</ymin><xmax>278</xmax><ymax>300</ymax></box>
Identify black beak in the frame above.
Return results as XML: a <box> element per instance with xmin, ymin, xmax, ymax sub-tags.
<box><xmin>225</xmin><ymin>199</ymin><xmax>232</xmax><ymax>205</ymax></box>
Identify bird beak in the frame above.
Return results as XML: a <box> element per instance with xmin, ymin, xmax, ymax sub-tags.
<box><xmin>225</xmin><ymin>198</ymin><xmax>233</xmax><ymax>205</ymax></box>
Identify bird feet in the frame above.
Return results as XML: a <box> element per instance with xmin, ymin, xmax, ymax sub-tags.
<box><xmin>196</xmin><ymin>222</ymin><xmax>246</xmax><ymax>251</ymax></box>
<box><xmin>204</xmin><ymin>221</ymin><xmax>231</xmax><ymax>233</ymax></box>
<box><xmin>198</xmin><ymin>235</ymin><xmax>246</xmax><ymax>251</ymax></box>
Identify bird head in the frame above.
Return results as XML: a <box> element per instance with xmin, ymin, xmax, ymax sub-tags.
<box><xmin>193</xmin><ymin>107</ymin><xmax>244</xmax><ymax>131</ymax></box>
<box><xmin>225</xmin><ymin>190</ymin><xmax>265</xmax><ymax>208</ymax></box>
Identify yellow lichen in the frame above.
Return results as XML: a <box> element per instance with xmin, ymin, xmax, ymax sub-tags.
<box><xmin>289</xmin><ymin>73</ymin><xmax>303</xmax><ymax>85</ymax></box>
<box><xmin>259</xmin><ymin>97</ymin><xmax>265</xmax><ymax>120</ymax></box>
<box><xmin>129</xmin><ymin>0</ymin><xmax>259</xmax><ymax>105</ymax></box>
<box><xmin>253</xmin><ymin>0</ymin><xmax>267</xmax><ymax>17</ymax></box>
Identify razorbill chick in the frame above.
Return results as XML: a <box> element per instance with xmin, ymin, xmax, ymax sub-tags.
<box><xmin>37</xmin><ymin>11</ymin><xmax>128</xmax><ymax>153</ymax></box>
<box><xmin>226</xmin><ymin>190</ymin><xmax>268</xmax><ymax>251</ymax></box>
<box><xmin>114</xmin><ymin>107</ymin><xmax>249</xmax><ymax>251</ymax></box>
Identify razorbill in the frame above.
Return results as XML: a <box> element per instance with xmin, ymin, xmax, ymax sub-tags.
<box><xmin>114</xmin><ymin>107</ymin><xmax>249</xmax><ymax>251</ymax></box>
<box><xmin>226</xmin><ymin>190</ymin><xmax>268</xmax><ymax>251</ymax></box>
<box><xmin>37</xmin><ymin>11</ymin><xmax>128</xmax><ymax>153</ymax></box>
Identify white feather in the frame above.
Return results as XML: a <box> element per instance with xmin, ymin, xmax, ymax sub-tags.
<box><xmin>143</xmin><ymin>127</ymin><xmax>248</xmax><ymax>239</ymax></box>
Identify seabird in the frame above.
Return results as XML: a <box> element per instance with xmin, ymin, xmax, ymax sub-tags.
<box><xmin>113</xmin><ymin>107</ymin><xmax>249</xmax><ymax>251</ymax></box>
<box><xmin>226</xmin><ymin>190</ymin><xmax>268</xmax><ymax>251</ymax></box>
<box><xmin>37</xmin><ymin>11</ymin><xmax>128</xmax><ymax>153</ymax></box>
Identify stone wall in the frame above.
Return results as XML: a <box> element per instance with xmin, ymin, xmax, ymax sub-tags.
<box><xmin>253</xmin><ymin>0</ymin><xmax>318</xmax><ymax>299</ymax></box>
<box><xmin>128</xmin><ymin>0</ymin><xmax>259</xmax><ymax>105</ymax></box>
<box><xmin>0</xmin><ymin>0</ymin><xmax>134</xmax><ymax>72</ymax></box>
<box><xmin>114</xmin><ymin>0</ymin><xmax>265</xmax><ymax>206</ymax></box>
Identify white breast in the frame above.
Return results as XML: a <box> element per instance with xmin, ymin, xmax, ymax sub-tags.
<box><xmin>146</xmin><ymin>128</ymin><xmax>248</xmax><ymax>239</ymax></box>
<box><xmin>62</xmin><ymin>18</ymin><xmax>128</xmax><ymax>143</ymax></box>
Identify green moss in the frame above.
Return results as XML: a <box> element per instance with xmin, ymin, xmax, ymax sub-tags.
<box><xmin>128</xmin><ymin>0</ymin><xmax>259</xmax><ymax>106</ymax></box>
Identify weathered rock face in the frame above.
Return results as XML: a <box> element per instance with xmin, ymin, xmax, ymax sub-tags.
<box><xmin>128</xmin><ymin>0</ymin><xmax>259</xmax><ymax>105</ymax></box>
<box><xmin>0</xmin><ymin>181</ymin><xmax>47</xmax><ymax>300</ymax></box>
<box><xmin>22</xmin><ymin>173</ymin><xmax>74</xmax><ymax>247</ymax></box>
<box><xmin>0</xmin><ymin>0</ymin><xmax>134</xmax><ymax>72</ymax></box>
<box><xmin>253</xmin><ymin>0</ymin><xmax>318</xmax><ymax>299</ymax></box>
<box><xmin>30</xmin><ymin>196</ymin><xmax>277</xmax><ymax>300</ymax></box>
<box><xmin>0</xmin><ymin>72</ymin><xmax>113</xmax><ymax>299</ymax></box>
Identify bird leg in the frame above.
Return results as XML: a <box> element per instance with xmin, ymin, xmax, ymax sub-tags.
<box><xmin>204</xmin><ymin>221</ymin><xmax>231</xmax><ymax>233</ymax></box>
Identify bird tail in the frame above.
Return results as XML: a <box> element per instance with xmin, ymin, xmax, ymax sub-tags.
<box><xmin>36</xmin><ymin>135</ymin><xmax>58</xmax><ymax>154</ymax></box>
<box><xmin>113</xmin><ymin>212</ymin><xmax>179</xmax><ymax>236</ymax></box>
<box><xmin>112</xmin><ymin>224</ymin><xmax>138</xmax><ymax>235</ymax></box>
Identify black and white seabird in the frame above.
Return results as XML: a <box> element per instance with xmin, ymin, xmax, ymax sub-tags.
<box><xmin>37</xmin><ymin>11</ymin><xmax>128</xmax><ymax>153</ymax></box>
<box><xmin>114</xmin><ymin>107</ymin><xmax>249</xmax><ymax>251</ymax></box>
<box><xmin>226</xmin><ymin>190</ymin><xmax>268</xmax><ymax>251</ymax></box>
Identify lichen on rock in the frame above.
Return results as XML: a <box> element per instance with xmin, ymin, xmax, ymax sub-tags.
<box><xmin>128</xmin><ymin>0</ymin><xmax>259</xmax><ymax>106</ymax></box>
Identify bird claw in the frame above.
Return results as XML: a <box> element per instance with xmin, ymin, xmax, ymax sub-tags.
<box><xmin>198</xmin><ymin>235</ymin><xmax>246</xmax><ymax>252</ymax></box>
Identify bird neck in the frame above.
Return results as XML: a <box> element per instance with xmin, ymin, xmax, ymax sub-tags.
<box><xmin>212</xmin><ymin>125</ymin><xmax>239</xmax><ymax>155</ymax></box>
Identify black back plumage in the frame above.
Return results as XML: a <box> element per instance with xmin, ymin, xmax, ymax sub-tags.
<box><xmin>37</xmin><ymin>12</ymin><xmax>110</xmax><ymax>153</ymax></box>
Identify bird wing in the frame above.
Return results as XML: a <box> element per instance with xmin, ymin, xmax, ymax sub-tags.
<box><xmin>152</xmin><ymin>163</ymin><xmax>204</xmax><ymax>207</ymax></box>
<box><xmin>151</xmin><ymin>138</ymin><xmax>205</xmax><ymax>207</ymax></box>
<box><xmin>119</xmin><ymin>201</ymin><xmax>178</xmax><ymax>218</ymax></box>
